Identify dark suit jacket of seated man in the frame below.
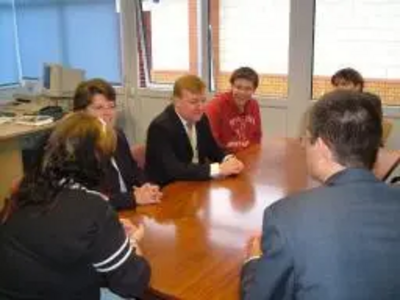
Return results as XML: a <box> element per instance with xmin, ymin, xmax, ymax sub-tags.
<box><xmin>241</xmin><ymin>90</ymin><xmax>400</xmax><ymax>300</ymax></box>
<box><xmin>145</xmin><ymin>75</ymin><xmax>239</xmax><ymax>187</ymax></box>
<box><xmin>146</xmin><ymin>103</ymin><xmax>226</xmax><ymax>186</ymax></box>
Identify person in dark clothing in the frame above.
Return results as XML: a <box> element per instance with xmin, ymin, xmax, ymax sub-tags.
<box><xmin>241</xmin><ymin>90</ymin><xmax>400</xmax><ymax>300</ymax></box>
<box><xmin>0</xmin><ymin>113</ymin><xmax>151</xmax><ymax>300</ymax></box>
<box><xmin>145</xmin><ymin>75</ymin><xmax>244</xmax><ymax>187</ymax></box>
<box><xmin>73</xmin><ymin>78</ymin><xmax>162</xmax><ymax>210</ymax></box>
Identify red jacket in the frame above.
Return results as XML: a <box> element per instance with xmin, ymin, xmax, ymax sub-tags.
<box><xmin>206</xmin><ymin>91</ymin><xmax>262</xmax><ymax>153</ymax></box>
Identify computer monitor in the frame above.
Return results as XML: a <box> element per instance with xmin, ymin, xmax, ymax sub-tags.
<box><xmin>42</xmin><ymin>63</ymin><xmax>85</xmax><ymax>98</ymax></box>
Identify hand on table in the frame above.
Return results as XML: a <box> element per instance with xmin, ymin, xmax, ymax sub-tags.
<box><xmin>245</xmin><ymin>232</ymin><xmax>262</xmax><ymax>262</ymax></box>
<box><xmin>220</xmin><ymin>156</ymin><xmax>244</xmax><ymax>177</ymax></box>
<box><xmin>119</xmin><ymin>218</ymin><xmax>145</xmax><ymax>255</ymax></box>
<box><xmin>134</xmin><ymin>183</ymin><xmax>162</xmax><ymax>205</ymax></box>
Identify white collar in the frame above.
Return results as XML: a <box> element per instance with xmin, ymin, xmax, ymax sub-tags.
<box><xmin>175</xmin><ymin>108</ymin><xmax>194</xmax><ymax>129</ymax></box>
<box><xmin>59</xmin><ymin>179</ymin><xmax>109</xmax><ymax>201</ymax></box>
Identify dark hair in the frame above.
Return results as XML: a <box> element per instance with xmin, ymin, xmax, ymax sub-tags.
<box><xmin>229</xmin><ymin>67</ymin><xmax>259</xmax><ymax>89</ymax></box>
<box><xmin>331</xmin><ymin>68</ymin><xmax>364</xmax><ymax>91</ymax></box>
<box><xmin>309</xmin><ymin>90</ymin><xmax>382</xmax><ymax>169</ymax></box>
<box><xmin>73</xmin><ymin>78</ymin><xmax>116</xmax><ymax>111</ymax></box>
<box><xmin>13</xmin><ymin>113</ymin><xmax>116</xmax><ymax>211</ymax></box>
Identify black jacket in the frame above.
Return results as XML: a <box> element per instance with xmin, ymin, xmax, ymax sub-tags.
<box><xmin>145</xmin><ymin>105</ymin><xmax>225</xmax><ymax>186</ymax></box>
<box><xmin>103</xmin><ymin>129</ymin><xmax>146</xmax><ymax>210</ymax></box>
<box><xmin>0</xmin><ymin>184</ymin><xmax>150</xmax><ymax>299</ymax></box>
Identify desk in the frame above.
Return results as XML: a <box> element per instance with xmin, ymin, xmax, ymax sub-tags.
<box><xmin>0</xmin><ymin>123</ymin><xmax>53</xmax><ymax>208</ymax></box>
<box><xmin>120</xmin><ymin>139</ymin><xmax>316</xmax><ymax>300</ymax></box>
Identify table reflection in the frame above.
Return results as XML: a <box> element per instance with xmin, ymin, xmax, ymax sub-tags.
<box><xmin>121</xmin><ymin>139</ymin><xmax>316</xmax><ymax>300</ymax></box>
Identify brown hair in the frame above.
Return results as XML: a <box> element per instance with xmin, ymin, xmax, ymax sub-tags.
<box><xmin>45</xmin><ymin>112</ymin><xmax>116</xmax><ymax>165</ymax></box>
<box><xmin>331</xmin><ymin>68</ymin><xmax>364</xmax><ymax>91</ymax></box>
<box><xmin>309</xmin><ymin>90</ymin><xmax>381</xmax><ymax>169</ymax></box>
<box><xmin>173</xmin><ymin>74</ymin><xmax>206</xmax><ymax>98</ymax></box>
<box><xmin>229</xmin><ymin>67</ymin><xmax>259</xmax><ymax>89</ymax></box>
<box><xmin>73</xmin><ymin>78</ymin><xmax>116</xmax><ymax>111</ymax></box>
<box><xmin>13</xmin><ymin>112</ymin><xmax>116</xmax><ymax>211</ymax></box>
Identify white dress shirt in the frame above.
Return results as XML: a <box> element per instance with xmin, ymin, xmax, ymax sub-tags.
<box><xmin>175</xmin><ymin>110</ymin><xmax>222</xmax><ymax>177</ymax></box>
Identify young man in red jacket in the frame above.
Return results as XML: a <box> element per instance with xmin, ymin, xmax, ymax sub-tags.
<box><xmin>206</xmin><ymin>67</ymin><xmax>262</xmax><ymax>153</ymax></box>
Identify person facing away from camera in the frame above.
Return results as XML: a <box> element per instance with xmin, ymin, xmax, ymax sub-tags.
<box><xmin>241</xmin><ymin>90</ymin><xmax>400</xmax><ymax>300</ymax></box>
<box><xmin>0</xmin><ymin>113</ymin><xmax>150</xmax><ymax>299</ymax></box>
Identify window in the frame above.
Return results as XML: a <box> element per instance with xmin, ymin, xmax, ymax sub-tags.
<box><xmin>2</xmin><ymin>0</ymin><xmax>121</xmax><ymax>85</ymax></box>
<box><xmin>139</xmin><ymin>0</ymin><xmax>200</xmax><ymax>86</ymax></box>
<box><xmin>0</xmin><ymin>0</ymin><xmax>19</xmax><ymax>85</ymax></box>
<box><xmin>210</xmin><ymin>0</ymin><xmax>290</xmax><ymax>98</ymax></box>
<box><xmin>313</xmin><ymin>0</ymin><xmax>400</xmax><ymax>106</ymax></box>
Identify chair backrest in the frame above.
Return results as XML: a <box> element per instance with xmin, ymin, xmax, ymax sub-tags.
<box><xmin>131</xmin><ymin>145</ymin><xmax>146</xmax><ymax>169</ymax></box>
<box><xmin>373</xmin><ymin>148</ymin><xmax>400</xmax><ymax>181</ymax></box>
<box><xmin>391</xmin><ymin>176</ymin><xmax>400</xmax><ymax>185</ymax></box>
<box><xmin>382</xmin><ymin>118</ymin><xmax>393</xmax><ymax>145</ymax></box>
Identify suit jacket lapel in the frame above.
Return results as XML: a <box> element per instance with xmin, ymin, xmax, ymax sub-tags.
<box><xmin>195</xmin><ymin>121</ymin><xmax>204</xmax><ymax>163</ymax></box>
<box><xmin>167</xmin><ymin>105</ymin><xmax>194</xmax><ymax>159</ymax></box>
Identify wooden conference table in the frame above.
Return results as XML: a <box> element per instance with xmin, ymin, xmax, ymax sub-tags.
<box><xmin>120</xmin><ymin>139</ymin><xmax>317</xmax><ymax>300</ymax></box>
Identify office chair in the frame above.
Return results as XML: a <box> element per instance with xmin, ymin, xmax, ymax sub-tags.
<box><xmin>373</xmin><ymin>148</ymin><xmax>400</xmax><ymax>182</ymax></box>
<box><xmin>131</xmin><ymin>145</ymin><xmax>146</xmax><ymax>169</ymax></box>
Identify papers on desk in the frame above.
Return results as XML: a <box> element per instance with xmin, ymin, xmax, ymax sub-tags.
<box><xmin>0</xmin><ymin>113</ymin><xmax>54</xmax><ymax>127</ymax></box>
<box><xmin>0</xmin><ymin>116</ymin><xmax>13</xmax><ymax>125</ymax></box>
<box><xmin>14</xmin><ymin>115</ymin><xmax>54</xmax><ymax>126</ymax></box>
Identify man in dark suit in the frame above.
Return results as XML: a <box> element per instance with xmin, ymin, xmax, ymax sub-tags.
<box><xmin>145</xmin><ymin>75</ymin><xmax>244</xmax><ymax>186</ymax></box>
<box><xmin>241</xmin><ymin>90</ymin><xmax>400</xmax><ymax>300</ymax></box>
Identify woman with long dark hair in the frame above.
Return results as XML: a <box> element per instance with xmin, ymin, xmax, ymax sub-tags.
<box><xmin>0</xmin><ymin>113</ymin><xmax>150</xmax><ymax>299</ymax></box>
